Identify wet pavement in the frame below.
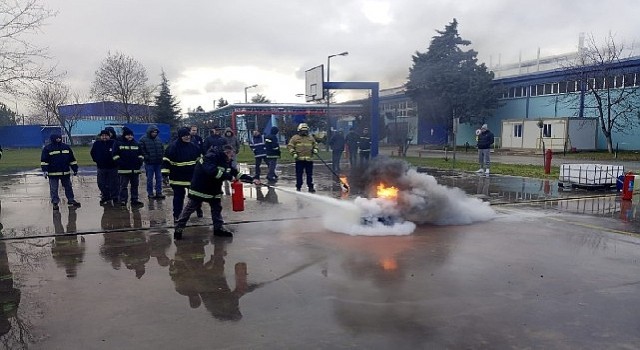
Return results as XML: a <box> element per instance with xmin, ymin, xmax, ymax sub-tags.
<box><xmin>0</xmin><ymin>162</ymin><xmax>639</xmax><ymax>349</ymax></box>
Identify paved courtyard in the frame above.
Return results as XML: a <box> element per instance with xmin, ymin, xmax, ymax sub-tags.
<box><xmin>0</xmin><ymin>161</ymin><xmax>638</xmax><ymax>349</ymax></box>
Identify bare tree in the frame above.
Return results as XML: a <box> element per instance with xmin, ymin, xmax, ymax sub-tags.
<box><xmin>91</xmin><ymin>51</ymin><xmax>149</xmax><ymax>123</ymax></box>
<box><xmin>30</xmin><ymin>81</ymin><xmax>84</xmax><ymax>145</ymax></box>
<box><xmin>0</xmin><ymin>0</ymin><xmax>57</xmax><ymax>95</ymax></box>
<box><xmin>562</xmin><ymin>33</ymin><xmax>640</xmax><ymax>153</ymax></box>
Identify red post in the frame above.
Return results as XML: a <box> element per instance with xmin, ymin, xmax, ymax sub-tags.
<box><xmin>622</xmin><ymin>172</ymin><xmax>634</xmax><ymax>201</ymax></box>
<box><xmin>544</xmin><ymin>149</ymin><xmax>553</xmax><ymax>174</ymax></box>
<box><xmin>231</xmin><ymin>180</ymin><xmax>245</xmax><ymax>211</ymax></box>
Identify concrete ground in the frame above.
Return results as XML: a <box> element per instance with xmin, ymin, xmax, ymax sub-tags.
<box><xmin>0</xmin><ymin>160</ymin><xmax>639</xmax><ymax>349</ymax></box>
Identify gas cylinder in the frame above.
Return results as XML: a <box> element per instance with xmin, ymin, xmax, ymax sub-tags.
<box><xmin>231</xmin><ymin>180</ymin><xmax>244</xmax><ymax>211</ymax></box>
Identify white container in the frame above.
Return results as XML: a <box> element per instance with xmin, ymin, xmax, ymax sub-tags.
<box><xmin>559</xmin><ymin>164</ymin><xmax>624</xmax><ymax>186</ymax></box>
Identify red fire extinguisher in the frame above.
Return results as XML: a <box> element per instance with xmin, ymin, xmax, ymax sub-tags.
<box><xmin>231</xmin><ymin>180</ymin><xmax>244</xmax><ymax>211</ymax></box>
<box><xmin>622</xmin><ymin>172</ymin><xmax>634</xmax><ymax>201</ymax></box>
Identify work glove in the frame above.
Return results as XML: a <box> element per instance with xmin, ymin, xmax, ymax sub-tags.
<box><xmin>313</xmin><ymin>148</ymin><xmax>318</xmax><ymax>154</ymax></box>
<box><xmin>293</xmin><ymin>153</ymin><xmax>299</xmax><ymax>160</ymax></box>
<box><xmin>43</xmin><ymin>172</ymin><xmax>48</xmax><ymax>179</ymax></box>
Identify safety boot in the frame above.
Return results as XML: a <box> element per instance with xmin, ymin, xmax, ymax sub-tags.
<box><xmin>213</xmin><ymin>227</ymin><xmax>233</xmax><ymax>237</ymax></box>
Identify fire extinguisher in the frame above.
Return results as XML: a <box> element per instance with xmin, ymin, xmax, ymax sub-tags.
<box><xmin>231</xmin><ymin>180</ymin><xmax>244</xmax><ymax>211</ymax></box>
<box><xmin>622</xmin><ymin>172</ymin><xmax>634</xmax><ymax>201</ymax></box>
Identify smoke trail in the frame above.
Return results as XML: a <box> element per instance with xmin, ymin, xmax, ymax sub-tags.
<box><xmin>358</xmin><ymin>157</ymin><xmax>496</xmax><ymax>225</ymax></box>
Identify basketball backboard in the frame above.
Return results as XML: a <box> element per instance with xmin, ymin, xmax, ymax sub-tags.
<box><xmin>304</xmin><ymin>65</ymin><xmax>324</xmax><ymax>102</ymax></box>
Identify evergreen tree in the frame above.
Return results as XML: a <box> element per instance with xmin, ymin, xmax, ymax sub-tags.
<box><xmin>153</xmin><ymin>71</ymin><xmax>181</xmax><ymax>129</ymax></box>
<box><xmin>0</xmin><ymin>102</ymin><xmax>17</xmax><ymax>126</ymax></box>
<box><xmin>407</xmin><ymin>19</ymin><xmax>498</xmax><ymax>130</ymax></box>
<box><xmin>216</xmin><ymin>97</ymin><xmax>228</xmax><ymax>108</ymax></box>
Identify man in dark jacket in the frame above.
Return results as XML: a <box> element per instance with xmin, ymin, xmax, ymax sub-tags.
<box><xmin>90</xmin><ymin>129</ymin><xmax>119</xmax><ymax>205</ymax></box>
<box><xmin>345</xmin><ymin>127</ymin><xmax>359</xmax><ymax>167</ymax></box>
<box><xmin>162</xmin><ymin>127</ymin><xmax>203</xmax><ymax>221</ymax></box>
<box><xmin>113</xmin><ymin>127</ymin><xmax>145</xmax><ymax>208</ymax></box>
<box><xmin>202</xmin><ymin>126</ymin><xmax>227</xmax><ymax>154</ymax></box>
<box><xmin>41</xmin><ymin>134</ymin><xmax>81</xmax><ymax>210</ymax></box>
<box><xmin>475</xmin><ymin>124</ymin><xmax>495</xmax><ymax>176</ymax></box>
<box><xmin>139</xmin><ymin>125</ymin><xmax>165</xmax><ymax>199</ymax></box>
<box><xmin>174</xmin><ymin>145</ymin><xmax>260</xmax><ymax>240</ymax></box>
<box><xmin>328</xmin><ymin>129</ymin><xmax>345</xmax><ymax>174</ymax></box>
<box><xmin>189</xmin><ymin>125</ymin><xmax>204</xmax><ymax>151</ymax></box>
<box><xmin>249</xmin><ymin>129</ymin><xmax>267</xmax><ymax>180</ymax></box>
<box><xmin>264</xmin><ymin>126</ymin><xmax>281</xmax><ymax>183</ymax></box>
<box><xmin>358</xmin><ymin>127</ymin><xmax>371</xmax><ymax>165</ymax></box>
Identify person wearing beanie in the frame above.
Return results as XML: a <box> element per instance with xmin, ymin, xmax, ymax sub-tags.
<box><xmin>91</xmin><ymin>129</ymin><xmax>119</xmax><ymax>205</ymax></box>
<box><xmin>139</xmin><ymin>124</ymin><xmax>165</xmax><ymax>199</ymax></box>
<box><xmin>41</xmin><ymin>133</ymin><xmax>81</xmax><ymax>210</ymax></box>
<box><xmin>162</xmin><ymin>127</ymin><xmax>203</xmax><ymax>221</ymax></box>
<box><xmin>113</xmin><ymin>127</ymin><xmax>144</xmax><ymax>208</ymax></box>
<box><xmin>264</xmin><ymin>126</ymin><xmax>281</xmax><ymax>183</ymax></box>
<box><xmin>475</xmin><ymin>124</ymin><xmax>494</xmax><ymax>176</ymax></box>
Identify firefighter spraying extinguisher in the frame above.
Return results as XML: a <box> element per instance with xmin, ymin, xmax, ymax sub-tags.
<box><xmin>232</xmin><ymin>180</ymin><xmax>244</xmax><ymax>211</ymax></box>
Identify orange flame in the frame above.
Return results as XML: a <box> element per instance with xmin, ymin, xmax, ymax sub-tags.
<box><xmin>376</xmin><ymin>183</ymin><xmax>399</xmax><ymax>199</ymax></box>
<box><xmin>380</xmin><ymin>258</ymin><xmax>398</xmax><ymax>271</ymax></box>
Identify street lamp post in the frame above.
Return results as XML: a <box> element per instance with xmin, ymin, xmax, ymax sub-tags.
<box><xmin>244</xmin><ymin>84</ymin><xmax>258</xmax><ymax>103</ymax></box>
<box><xmin>244</xmin><ymin>84</ymin><xmax>258</xmax><ymax>131</ymax></box>
<box><xmin>326</xmin><ymin>51</ymin><xmax>348</xmax><ymax>149</ymax></box>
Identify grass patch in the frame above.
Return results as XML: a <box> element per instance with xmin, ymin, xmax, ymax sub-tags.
<box><xmin>398</xmin><ymin>156</ymin><xmax>560</xmax><ymax>179</ymax></box>
<box><xmin>558</xmin><ymin>150</ymin><xmax>640</xmax><ymax>162</ymax></box>
<box><xmin>0</xmin><ymin>145</ymin><xmax>331</xmax><ymax>174</ymax></box>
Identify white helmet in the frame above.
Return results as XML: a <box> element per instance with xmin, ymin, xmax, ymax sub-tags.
<box><xmin>297</xmin><ymin>123</ymin><xmax>309</xmax><ymax>131</ymax></box>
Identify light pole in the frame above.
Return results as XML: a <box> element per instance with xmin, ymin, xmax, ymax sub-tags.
<box><xmin>244</xmin><ymin>84</ymin><xmax>258</xmax><ymax>103</ymax></box>
<box><xmin>326</xmin><ymin>51</ymin><xmax>348</xmax><ymax>149</ymax></box>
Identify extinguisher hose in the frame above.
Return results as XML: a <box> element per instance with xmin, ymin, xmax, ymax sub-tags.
<box><xmin>314</xmin><ymin>153</ymin><xmax>350</xmax><ymax>192</ymax></box>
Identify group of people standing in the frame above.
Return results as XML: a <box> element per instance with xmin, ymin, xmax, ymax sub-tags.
<box><xmin>327</xmin><ymin>126</ymin><xmax>371</xmax><ymax>174</ymax></box>
<box><xmin>42</xmin><ymin>124</ymin><xmax>259</xmax><ymax>239</ymax></box>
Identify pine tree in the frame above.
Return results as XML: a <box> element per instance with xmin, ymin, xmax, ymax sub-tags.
<box><xmin>0</xmin><ymin>102</ymin><xmax>17</xmax><ymax>126</ymax></box>
<box><xmin>216</xmin><ymin>97</ymin><xmax>228</xmax><ymax>108</ymax></box>
<box><xmin>153</xmin><ymin>71</ymin><xmax>181</xmax><ymax>129</ymax></box>
<box><xmin>407</xmin><ymin>19</ymin><xmax>498</xmax><ymax>128</ymax></box>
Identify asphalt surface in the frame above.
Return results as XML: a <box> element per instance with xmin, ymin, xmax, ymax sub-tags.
<box><xmin>0</xmin><ymin>159</ymin><xmax>638</xmax><ymax>349</ymax></box>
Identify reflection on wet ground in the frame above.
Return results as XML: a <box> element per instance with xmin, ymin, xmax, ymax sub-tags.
<box><xmin>0</xmin><ymin>163</ymin><xmax>638</xmax><ymax>348</ymax></box>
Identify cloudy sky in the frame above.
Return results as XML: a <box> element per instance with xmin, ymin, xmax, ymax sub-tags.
<box><xmin>18</xmin><ymin>0</ymin><xmax>640</xmax><ymax>113</ymax></box>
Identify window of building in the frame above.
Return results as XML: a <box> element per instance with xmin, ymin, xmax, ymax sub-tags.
<box><xmin>614</xmin><ymin>75</ymin><xmax>624</xmax><ymax>88</ymax></box>
<box><xmin>623</xmin><ymin>73</ymin><xmax>635</xmax><ymax>87</ymax></box>
<box><xmin>514</xmin><ymin>87</ymin><xmax>522</xmax><ymax>97</ymax></box>
<box><xmin>543</xmin><ymin>124</ymin><xmax>552</xmax><ymax>138</ymax></box>
<box><xmin>513</xmin><ymin>124</ymin><xmax>523</xmax><ymax>138</ymax></box>
<box><xmin>595</xmin><ymin>77</ymin><xmax>605</xmax><ymax>90</ymax></box>
<box><xmin>558</xmin><ymin>81</ymin><xmax>567</xmax><ymax>93</ymax></box>
<box><xmin>544</xmin><ymin>83</ymin><xmax>553</xmax><ymax>95</ymax></box>
<box><xmin>551</xmin><ymin>83</ymin><xmax>559</xmax><ymax>94</ymax></box>
<box><xmin>530</xmin><ymin>85</ymin><xmax>537</xmax><ymax>96</ymax></box>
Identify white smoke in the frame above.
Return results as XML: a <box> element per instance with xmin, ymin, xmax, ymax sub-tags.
<box><xmin>322</xmin><ymin>196</ymin><xmax>416</xmax><ymax>236</ymax></box>
<box><xmin>397</xmin><ymin>168</ymin><xmax>495</xmax><ymax>225</ymax></box>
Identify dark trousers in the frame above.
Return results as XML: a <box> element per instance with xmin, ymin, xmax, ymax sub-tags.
<box><xmin>171</xmin><ymin>185</ymin><xmax>202</xmax><ymax>219</ymax></box>
<box><xmin>359</xmin><ymin>151</ymin><xmax>370</xmax><ymax>165</ymax></box>
<box><xmin>295</xmin><ymin>160</ymin><xmax>314</xmax><ymax>190</ymax></box>
<box><xmin>331</xmin><ymin>150</ymin><xmax>343</xmax><ymax>173</ymax></box>
<box><xmin>97</xmin><ymin>168</ymin><xmax>119</xmax><ymax>201</ymax></box>
<box><xmin>49</xmin><ymin>175</ymin><xmax>75</xmax><ymax>204</ymax></box>
<box><xmin>119</xmin><ymin>173</ymin><xmax>140</xmax><ymax>203</ymax></box>
<box><xmin>348</xmin><ymin>145</ymin><xmax>358</xmax><ymax>167</ymax></box>
<box><xmin>254</xmin><ymin>156</ymin><xmax>266</xmax><ymax>180</ymax></box>
<box><xmin>266</xmin><ymin>158</ymin><xmax>278</xmax><ymax>181</ymax></box>
<box><xmin>145</xmin><ymin>164</ymin><xmax>163</xmax><ymax>196</ymax></box>
<box><xmin>176</xmin><ymin>197</ymin><xmax>223</xmax><ymax>230</ymax></box>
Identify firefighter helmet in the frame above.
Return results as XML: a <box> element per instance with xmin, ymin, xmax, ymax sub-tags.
<box><xmin>297</xmin><ymin>123</ymin><xmax>309</xmax><ymax>131</ymax></box>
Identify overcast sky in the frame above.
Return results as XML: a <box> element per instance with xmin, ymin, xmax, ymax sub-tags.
<box><xmin>18</xmin><ymin>0</ymin><xmax>640</xmax><ymax>113</ymax></box>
